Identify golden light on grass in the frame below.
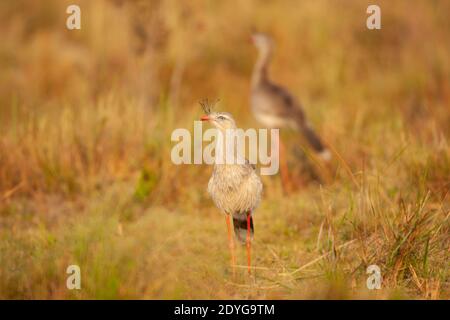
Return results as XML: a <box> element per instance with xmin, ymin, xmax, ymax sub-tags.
<box><xmin>0</xmin><ymin>0</ymin><xmax>448</xmax><ymax>299</ymax></box>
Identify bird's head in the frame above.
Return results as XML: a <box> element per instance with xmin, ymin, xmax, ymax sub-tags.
<box><xmin>199</xmin><ymin>99</ymin><xmax>236</xmax><ymax>130</ymax></box>
<box><xmin>250</xmin><ymin>32</ymin><xmax>273</xmax><ymax>52</ymax></box>
<box><xmin>200</xmin><ymin>112</ymin><xmax>236</xmax><ymax>131</ymax></box>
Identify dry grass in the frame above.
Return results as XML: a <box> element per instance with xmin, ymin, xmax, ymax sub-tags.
<box><xmin>0</xmin><ymin>0</ymin><xmax>449</xmax><ymax>299</ymax></box>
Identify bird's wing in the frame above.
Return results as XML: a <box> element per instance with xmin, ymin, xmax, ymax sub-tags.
<box><xmin>255</xmin><ymin>81</ymin><xmax>306</xmax><ymax>122</ymax></box>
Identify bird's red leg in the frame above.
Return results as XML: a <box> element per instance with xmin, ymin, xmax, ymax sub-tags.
<box><xmin>225</xmin><ymin>215</ymin><xmax>236</xmax><ymax>276</ymax></box>
<box><xmin>246</xmin><ymin>213</ymin><xmax>251</xmax><ymax>275</ymax></box>
<box><xmin>279</xmin><ymin>139</ymin><xmax>293</xmax><ymax>193</ymax></box>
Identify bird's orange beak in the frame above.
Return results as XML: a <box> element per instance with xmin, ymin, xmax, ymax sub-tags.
<box><xmin>200</xmin><ymin>115</ymin><xmax>210</xmax><ymax>121</ymax></box>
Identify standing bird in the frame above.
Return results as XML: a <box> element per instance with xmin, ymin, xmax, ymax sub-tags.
<box><xmin>200</xmin><ymin>103</ymin><xmax>263</xmax><ymax>275</ymax></box>
<box><xmin>250</xmin><ymin>32</ymin><xmax>331</xmax><ymax>190</ymax></box>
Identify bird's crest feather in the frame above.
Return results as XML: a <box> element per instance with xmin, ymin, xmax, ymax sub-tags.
<box><xmin>199</xmin><ymin>98</ymin><xmax>219</xmax><ymax>114</ymax></box>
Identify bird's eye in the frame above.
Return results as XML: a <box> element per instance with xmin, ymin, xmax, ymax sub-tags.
<box><xmin>217</xmin><ymin>115</ymin><xmax>226</xmax><ymax>120</ymax></box>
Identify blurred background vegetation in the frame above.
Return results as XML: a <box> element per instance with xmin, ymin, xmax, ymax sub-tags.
<box><xmin>0</xmin><ymin>0</ymin><xmax>448</xmax><ymax>299</ymax></box>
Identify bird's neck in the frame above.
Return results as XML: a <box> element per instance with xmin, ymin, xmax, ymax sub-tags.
<box><xmin>213</xmin><ymin>128</ymin><xmax>245</xmax><ymax>167</ymax></box>
<box><xmin>252</xmin><ymin>47</ymin><xmax>272</xmax><ymax>88</ymax></box>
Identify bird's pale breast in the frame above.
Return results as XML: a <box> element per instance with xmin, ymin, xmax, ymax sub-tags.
<box><xmin>208</xmin><ymin>164</ymin><xmax>263</xmax><ymax>216</ymax></box>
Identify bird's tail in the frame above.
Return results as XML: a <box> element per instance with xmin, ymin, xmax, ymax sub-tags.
<box><xmin>300</xmin><ymin>123</ymin><xmax>331</xmax><ymax>161</ymax></box>
<box><xmin>233</xmin><ymin>214</ymin><xmax>254</xmax><ymax>244</ymax></box>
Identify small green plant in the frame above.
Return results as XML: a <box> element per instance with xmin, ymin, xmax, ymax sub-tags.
<box><xmin>134</xmin><ymin>168</ymin><xmax>159</xmax><ymax>201</ymax></box>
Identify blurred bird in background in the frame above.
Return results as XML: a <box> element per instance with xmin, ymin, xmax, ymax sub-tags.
<box><xmin>250</xmin><ymin>32</ymin><xmax>331</xmax><ymax>192</ymax></box>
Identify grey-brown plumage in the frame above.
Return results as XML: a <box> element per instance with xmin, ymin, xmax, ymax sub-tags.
<box><xmin>202</xmin><ymin>111</ymin><xmax>263</xmax><ymax>243</ymax></box>
<box><xmin>251</xmin><ymin>32</ymin><xmax>331</xmax><ymax>160</ymax></box>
